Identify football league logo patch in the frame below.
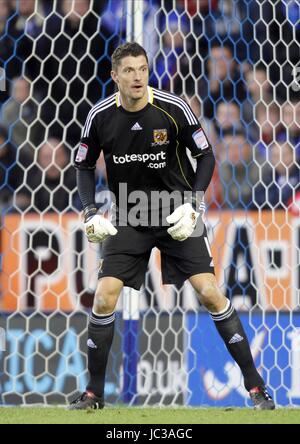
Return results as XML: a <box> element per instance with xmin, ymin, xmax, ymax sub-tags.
<box><xmin>153</xmin><ymin>129</ymin><xmax>168</xmax><ymax>144</ymax></box>
<box><xmin>192</xmin><ymin>128</ymin><xmax>209</xmax><ymax>150</ymax></box>
<box><xmin>75</xmin><ymin>143</ymin><xmax>88</xmax><ymax>162</ymax></box>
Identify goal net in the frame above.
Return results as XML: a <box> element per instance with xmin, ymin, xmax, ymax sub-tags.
<box><xmin>0</xmin><ymin>0</ymin><xmax>300</xmax><ymax>407</ymax></box>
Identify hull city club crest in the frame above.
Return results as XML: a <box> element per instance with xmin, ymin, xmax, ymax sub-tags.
<box><xmin>153</xmin><ymin>129</ymin><xmax>168</xmax><ymax>144</ymax></box>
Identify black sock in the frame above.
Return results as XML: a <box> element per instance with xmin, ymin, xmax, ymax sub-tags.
<box><xmin>86</xmin><ymin>311</ymin><xmax>115</xmax><ymax>398</ymax></box>
<box><xmin>210</xmin><ymin>301</ymin><xmax>264</xmax><ymax>391</ymax></box>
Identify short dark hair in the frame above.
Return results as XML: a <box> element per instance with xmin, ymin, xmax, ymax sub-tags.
<box><xmin>111</xmin><ymin>42</ymin><xmax>148</xmax><ymax>71</ymax></box>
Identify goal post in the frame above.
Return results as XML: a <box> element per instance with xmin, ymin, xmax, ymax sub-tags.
<box><xmin>120</xmin><ymin>0</ymin><xmax>144</xmax><ymax>405</ymax></box>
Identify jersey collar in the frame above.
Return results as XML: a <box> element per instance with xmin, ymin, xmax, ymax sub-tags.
<box><xmin>115</xmin><ymin>86</ymin><xmax>154</xmax><ymax>107</ymax></box>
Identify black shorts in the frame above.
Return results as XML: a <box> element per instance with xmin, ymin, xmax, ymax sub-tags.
<box><xmin>98</xmin><ymin>224</ymin><xmax>215</xmax><ymax>290</ymax></box>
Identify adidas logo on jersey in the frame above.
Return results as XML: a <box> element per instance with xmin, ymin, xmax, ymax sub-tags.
<box><xmin>229</xmin><ymin>333</ymin><xmax>244</xmax><ymax>344</ymax></box>
<box><xmin>131</xmin><ymin>122</ymin><xmax>143</xmax><ymax>131</ymax></box>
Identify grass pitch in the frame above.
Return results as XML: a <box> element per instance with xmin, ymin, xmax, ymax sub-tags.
<box><xmin>0</xmin><ymin>406</ymin><xmax>299</xmax><ymax>424</ymax></box>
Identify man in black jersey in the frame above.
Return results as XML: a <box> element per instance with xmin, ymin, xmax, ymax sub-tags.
<box><xmin>70</xmin><ymin>42</ymin><xmax>275</xmax><ymax>410</ymax></box>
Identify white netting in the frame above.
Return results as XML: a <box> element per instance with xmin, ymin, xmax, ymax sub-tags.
<box><xmin>0</xmin><ymin>0</ymin><xmax>300</xmax><ymax>406</ymax></box>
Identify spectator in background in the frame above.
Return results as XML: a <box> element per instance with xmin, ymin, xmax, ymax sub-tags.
<box><xmin>0</xmin><ymin>0</ymin><xmax>12</xmax><ymax>41</ymax></box>
<box><xmin>219</xmin><ymin>129</ymin><xmax>259</xmax><ymax>209</ymax></box>
<box><xmin>61</xmin><ymin>0</ymin><xmax>90</xmax><ymax>22</ymax></box>
<box><xmin>244</xmin><ymin>63</ymin><xmax>273</xmax><ymax>142</ymax></box>
<box><xmin>215</xmin><ymin>101</ymin><xmax>243</xmax><ymax>138</ymax></box>
<box><xmin>199</xmin><ymin>41</ymin><xmax>247</xmax><ymax>120</ymax></box>
<box><xmin>274</xmin><ymin>1</ymin><xmax>300</xmax><ymax>100</ymax></box>
<box><xmin>98</xmin><ymin>0</ymin><xmax>126</xmax><ymax>38</ymax></box>
<box><xmin>151</xmin><ymin>11</ymin><xmax>190</xmax><ymax>95</ymax></box>
<box><xmin>209</xmin><ymin>0</ymin><xmax>242</xmax><ymax>43</ymax></box>
<box><xmin>182</xmin><ymin>0</ymin><xmax>246</xmax><ymax>61</ymax></box>
<box><xmin>1</xmin><ymin>77</ymin><xmax>37</xmax><ymax>153</ymax></box>
<box><xmin>0</xmin><ymin>0</ymin><xmax>15</xmax><ymax>104</ymax></box>
<box><xmin>245</xmin><ymin>63</ymin><xmax>273</xmax><ymax>106</ymax></box>
<box><xmin>0</xmin><ymin>125</ymin><xmax>22</xmax><ymax>211</ymax></box>
<box><xmin>16</xmin><ymin>138</ymin><xmax>76</xmax><ymax>212</ymax></box>
<box><xmin>254</xmin><ymin>142</ymin><xmax>300</xmax><ymax>210</ymax></box>
<box><xmin>37</xmin><ymin>0</ymin><xmax>111</xmax><ymax>146</ymax></box>
<box><xmin>5</xmin><ymin>0</ymin><xmax>44</xmax><ymax>81</ymax></box>
<box><xmin>254</xmin><ymin>102</ymin><xmax>281</xmax><ymax>147</ymax></box>
<box><xmin>249</xmin><ymin>0</ymin><xmax>300</xmax><ymax>102</ymax></box>
<box><xmin>12</xmin><ymin>0</ymin><xmax>42</xmax><ymax>37</ymax></box>
<box><xmin>279</xmin><ymin>101</ymin><xmax>300</xmax><ymax>147</ymax></box>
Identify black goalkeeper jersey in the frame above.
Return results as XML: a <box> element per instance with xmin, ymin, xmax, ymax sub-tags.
<box><xmin>74</xmin><ymin>86</ymin><xmax>212</xmax><ymax>212</ymax></box>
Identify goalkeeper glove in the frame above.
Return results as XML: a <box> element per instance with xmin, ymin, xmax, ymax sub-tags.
<box><xmin>83</xmin><ymin>205</ymin><xmax>117</xmax><ymax>243</ymax></box>
<box><xmin>166</xmin><ymin>203</ymin><xmax>200</xmax><ymax>241</ymax></box>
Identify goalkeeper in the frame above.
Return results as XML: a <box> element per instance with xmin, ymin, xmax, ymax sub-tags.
<box><xmin>71</xmin><ymin>42</ymin><xmax>275</xmax><ymax>411</ymax></box>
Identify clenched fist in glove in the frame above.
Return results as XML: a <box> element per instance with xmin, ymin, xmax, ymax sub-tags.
<box><xmin>83</xmin><ymin>205</ymin><xmax>117</xmax><ymax>243</ymax></box>
<box><xmin>166</xmin><ymin>203</ymin><xmax>200</xmax><ymax>241</ymax></box>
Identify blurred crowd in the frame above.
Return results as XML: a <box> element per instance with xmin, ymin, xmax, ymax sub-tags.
<box><xmin>0</xmin><ymin>0</ymin><xmax>299</xmax><ymax>214</ymax></box>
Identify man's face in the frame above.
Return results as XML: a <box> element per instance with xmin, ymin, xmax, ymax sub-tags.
<box><xmin>209</xmin><ymin>47</ymin><xmax>233</xmax><ymax>80</ymax></box>
<box><xmin>283</xmin><ymin>103</ymin><xmax>300</xmax><ymax>136</ymax></box>
<box><xmin>0</xmin><ymin>0</ymin><xmax>9</xmax><ymax>21</ymax></box>
<box><xmin>247</xmin><ymin>69</ymin><xmax>268</xmax><ymax>97</ymax></box>
<box><xmin>270</xmin><ymin>143</ymin><xmax>294</xmax><ymax>174</ymax></box>
<box><xmin>217</xmin><ymin>103</ymin><xmax>240</xmax><ymax>129</ymax></box>
<box><xmin>38</xmin><ymin>141</ymin><xmax>67</xmax><ymax>179</ymax></box>
<box><xmin>13</xmin><ymin>79</ymin><xmax>29</xmax><ymax>103</ymax></box>
<box><xmin>19</xmin><ymin>0</ymin><xmax>35</xmax><ymax>16</ymax></box>
<box><xmin>111</xmin><ymin>55</ymin><xmax>149</xmax><ymax>101</ymax></box>
<box><xmin>224</xmin><ymin>135</ymin><xmax>250</xmax><ymax>165</ymax></box>
<box><xmin>62</xmin><ymin>0</ymin><xmax>90</xmax><ymax>23</ymax></box>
